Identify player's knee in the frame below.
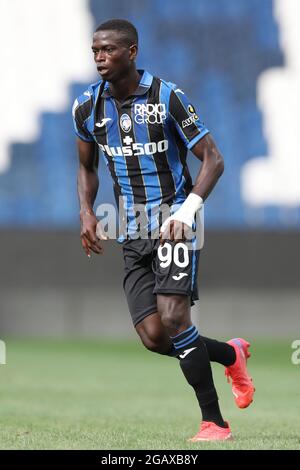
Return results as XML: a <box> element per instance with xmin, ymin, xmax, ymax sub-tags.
<box><xmin>158</xmin><ymin>297</ymin><xmax>189</xmax><ymax>332</ymax></box>
<box><xmin>159</xmin><ymin>306</ymin><xmax>186</xmax><ymax>331</ymax></box>
<box><xmin>160</xmin><ymin>311</ymin><xmax>183</xmax><ymax>331</ymax></box>
<box><xmin>136</xmin><ymin>326</ymin><xmax>169</xmax><ymax>354</ymax></box>
<box><xmin>142</xmin><ymin>337</ymin><xmax>165</xmax><ymax>354</ymax></box>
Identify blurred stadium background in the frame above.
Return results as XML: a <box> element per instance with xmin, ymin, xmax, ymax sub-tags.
<box><xmin>0</xmin><ymin>0</ymin><xmax>299</xmax><ymax>339</ymax></box>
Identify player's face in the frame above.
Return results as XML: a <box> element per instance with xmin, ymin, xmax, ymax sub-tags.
<box><xmin>92</xmin><ymin>30</ymin><xmax>137</xmax><ymax>82</ymax></box>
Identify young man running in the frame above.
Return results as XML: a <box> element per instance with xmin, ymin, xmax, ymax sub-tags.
<box><xmin>72</xmin><ymin>19</ymin><xmax>255</xmax><ymax>442</ymax></box>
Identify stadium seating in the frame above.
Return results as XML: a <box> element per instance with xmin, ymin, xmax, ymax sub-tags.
<box><xmin>0</xmin><ymin>0</ymin><xmax>288</xmax><ymax>228</ymax></box>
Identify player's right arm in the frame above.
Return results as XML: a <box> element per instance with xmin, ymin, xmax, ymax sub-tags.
<box><xmin>77</xmin><ymin>138</ymin><xmax>106</xmax><ymax>257</ymax></box>
<box><xmin>73</xmin><ymin>89</ymin><xmax>107</xmax><ymax>257</ymax></box>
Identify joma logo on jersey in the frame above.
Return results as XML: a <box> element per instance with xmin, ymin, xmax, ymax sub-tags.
<box><xmin>134</xmin><ymin>103</ymin><xmax>167</xmax><ymax>124</ymax></box>
<box><xmin>99</xmin><ymin>139</ymin><xmax>168</xmax><ymax>157</ymax></box>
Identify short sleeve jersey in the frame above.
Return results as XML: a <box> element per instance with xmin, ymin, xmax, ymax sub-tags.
<box><xmin>72</xmin><ymin>70</ymin><xmax>209</xmax><ymax>237</ymax></box>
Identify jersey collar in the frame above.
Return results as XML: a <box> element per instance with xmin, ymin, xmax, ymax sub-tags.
<box><xmin>101</xmin><ymin>70</ymin><xmax>153</xmax><ymax>98</ymax></box>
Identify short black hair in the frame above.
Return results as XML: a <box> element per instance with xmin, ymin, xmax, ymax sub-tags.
<box><xmin>94</xmin><ymin>19</ymin><xmax>138</xmax><ymax>47</ymax></box>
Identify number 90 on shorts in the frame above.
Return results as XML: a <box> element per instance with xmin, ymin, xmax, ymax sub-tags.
<box><xmin>154</xmin><ymin>240</ymin><xmax>199</xmax><ymax>299</ymax></box>
<box><xmin>157</xmin><ymin>242</ymin><xmax>189</xmax><ymax>269</ymax></box>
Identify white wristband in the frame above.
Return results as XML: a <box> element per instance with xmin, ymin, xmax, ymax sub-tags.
<box><xmin>179</xmin><ymin>193</ymin><xmax>203</xmax><ymax>217</ymax></box>
<box><xmin>160</xmin><ymin>193</ymin><xmax>204</xmax><ymax>232</ymax></box>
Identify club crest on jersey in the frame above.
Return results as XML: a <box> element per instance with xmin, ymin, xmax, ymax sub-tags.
<box><xmin>120</xmin><ymin>114</ymin><xmax>132</xmax><ymax>133</ymax></box>
<box><xmin>134</xmin><ymin>103</ymin><xmax>167</xmax><ymax>124</ymax></box>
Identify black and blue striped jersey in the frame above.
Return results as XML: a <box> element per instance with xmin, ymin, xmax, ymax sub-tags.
<box><xmin>72</xmin><ymin>70</ymin><xmax>209</xmax><ymax>239</ymax></box>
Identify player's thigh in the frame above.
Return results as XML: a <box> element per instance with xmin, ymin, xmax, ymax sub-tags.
<box><xmin>122</xmin><ymin>239</ymin><xmax>157</xmax><ymax>327</ymax></box>
<box><xmin>153</xmin><ymin>239</ymin><xmax>200</xmax><ymax>331</ymax></box>
<box><xmin>153</xmin><ymin>239</ymin><xmax>200</xmax><ymax>303</ymax></box>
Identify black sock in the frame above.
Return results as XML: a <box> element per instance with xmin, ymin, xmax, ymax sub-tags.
<box><xmin>200</xmin><ymin>400</ymin><xmax>228</xmax><ymax>427</ymax></box>
<box><xmin>201</xmin><ymin>336</ymin><xmax>236</xmax><ymax>367</ymax></box>
<box><xmin>166</xmin><ymin>335</ymin><xmax>236</xmax><ymax>367</ymax></box>
<box><xmin>171</xmin><ymin>325</ymin><xmax>226</xmax><ymax>428</ymax></box>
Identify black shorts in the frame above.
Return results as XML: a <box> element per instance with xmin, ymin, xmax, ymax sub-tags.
<box><xmin>122</xmin><ymin>238</ymin><xmax>200</xmax><ymax>327</ymax></box>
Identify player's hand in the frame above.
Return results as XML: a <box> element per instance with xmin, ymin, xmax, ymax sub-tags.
<box><xmin>159</xmin><ymin>219</ymin><xmax>190</xmax><ymax>245</ymax></box>
<box><xmin>80</xmin><ymin>209</ymin><xmax>107</xmax><ymax>257</ymax></box>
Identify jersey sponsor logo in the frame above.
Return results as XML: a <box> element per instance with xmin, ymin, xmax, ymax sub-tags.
<box><xmin>134</xmin><ymin>103</ymin><xmax>167</xmax><ymax>124</ymax></box>
<box><xmin>96</xmin><ymin>118</ymin><xmax>112</xmax><ymax>127</ymax></box>
<box><xmin>182</xmin><ymin>114</ymin><xmax>199</xmax><ymax>128</ymax></box>
<box><xmin>188</xmin><ymin>104</ymin><xmax>196</xmax><ymax>114</ymax></box>
<box><xmin>98</xmin><ymin>138</ymin><xmax>169</xmax><ymax>158</ymax></box>
<box><xmin>182</xmin><ymin>104</ymin><xmax>199</xmax><ymax>129</ymax></box>
<box><xmin>179</xmin><ymin>347</ymin><xmax>197</xmax><ymax>359</ymax></box>
<box><xmin>172</xmin><ymin>272</ymin><xmax>188</xmax><ymax>281</ymax></box>
<box><xmin>120</xmin><ymin>114</ymin><xmax>132</xmax><ymax>133</ymax></box>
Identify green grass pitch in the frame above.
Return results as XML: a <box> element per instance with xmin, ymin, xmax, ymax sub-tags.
<box><xmin>0</xmin><ymin>339</ymin><xmax>299</xmax><ymax>450</ymax></box>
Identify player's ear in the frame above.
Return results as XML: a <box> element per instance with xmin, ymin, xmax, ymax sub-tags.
<box><xmin>129</xmin><ymin>44</ymin><xmax>138</xmax><ymax>61</ymax></box>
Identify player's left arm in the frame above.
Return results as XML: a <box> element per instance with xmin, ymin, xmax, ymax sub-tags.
<box><xmin>160</xmin><ymin>87</ymin><xmax>224</xmax><ymax>243</ymax></box>
<box><xmin>160</xmin><ymin>134</ymin><xmax>224</xmax><ymax>243</ymax></box>
<box><xmin>190</xmin><ymin>133</ymin><xmax>224</xmax><ymax>200</ymax></box>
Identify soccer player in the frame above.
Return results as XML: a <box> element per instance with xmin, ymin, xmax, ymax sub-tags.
<box><xmin>72</xmin><ymin>19</ymin><xmax>255</xmax><ymax>442</ymax></box>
